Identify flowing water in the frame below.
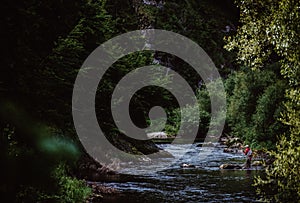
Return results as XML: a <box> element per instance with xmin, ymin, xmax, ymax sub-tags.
<box><xmin>97</xmin><ymin>143</ymin><xmax>263</xmax><ymax>202</ymax></box>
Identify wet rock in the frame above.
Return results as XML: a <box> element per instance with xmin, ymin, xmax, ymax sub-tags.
<box><xmin>251</xmin><ymin>150</ymin><xmax>275</xmax><ymax>166</ymax></box>
<box><xmin>147</xmin><ymin>132</ymin><xmax>168</xmax><ymax>139</ymax></box>
<box><xmin>219</xmin><ymin>135</ymin><xmax>244</xmax><ymax>150</ymax></box>
<box><xmin>196</xmin><ymin>142</ymin><xmax>215</xmax><ymax>147</ymax></box>
<box><xmin>252</xmin><ymin>161</ymin><xmax>263</xmax><ymax>166</ymax></box>
<box><xmin>219</xmin><ymin>135</ymin><xmax>244</xmax><ymax>154</ymax></box>
<box><xmin>87</xmin><ymin>182</ymin><xmax>119</xmax><ymax>202</ymax></box>
<box><xmin>180</xmin><ymin>163</ymin><xmax>196</xmax><ymax>168</ymax></box>
<box><xmin>220</xmin><ymin>164</ymin><xmax>242</xmax><ymax>169</ymax></box>
<box><xmin>87</xmin><ymin>193</ymin><xmax>103</xmax><ymax>202</ymax></box>
<box><xmin>230</xmin><ymin>143</ymin><xmax>242</xmax><ymax>149</ymax></box>
<box><xmin>203</xmin><ymin>142</ymin><xmax>215</xmax><ymax>147</ymax></box>
<box><xmin>226</xmin><ymin>137</ymin><xmax>242</xmax><ymax>147</ymax></box>
<box><xmin>220</xmin><ymin>137</ymin><xmax>229</xmax><ymax>145</ymax></box>
<box><xmin>223</xmin><ymin>148</ymin><xmax>238</xmax><ymax>153</ymax></box>
<box><xmin>90</xmin><ymin>183</ymin><xmax>119</xmax><ymax>194</ymax></box>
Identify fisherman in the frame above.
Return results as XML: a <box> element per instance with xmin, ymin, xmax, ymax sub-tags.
<box><xmin>243</xmin><ymin>145</ymin><xmax>252</xmax><ymax>168</ymax></box>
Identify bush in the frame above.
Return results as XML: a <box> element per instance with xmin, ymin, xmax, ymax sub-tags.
<box><xmin>52</xmin><ymin>164</ymin><xmax>92</xmax><ymax>203</ymax></box>
<box><xmin>254</xmin><ymin>134</ymin><xmax>300</xmax><ymax>202</ymax></box>
<box><xmin>226</xmin><ymin>68</ymin><xmax>287</xmax><ymax>149</ymax></box>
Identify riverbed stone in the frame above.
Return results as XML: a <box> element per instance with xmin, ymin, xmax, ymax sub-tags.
<box><xmin>223</xmin><ymin>148</ymin><xmax>238</xmax><ymax>153</ymax></box>
<box><xmin>180</xmin><ymin>163</ymin><xmax>196</xmax><ymax>168</ymax></box>
<box><xmin>147</xmin><ymin>132</ymin><xmax>168</xmax><ymax>139</ymax></box>
<box><xmin>220</xmin><ymin>164</ymin><xmax>242</xmax><ymax>169</ymax></box>
<box><xmin>252</xmin><ymin>160</ymin><xmax>263</xmax><ymax>166</ymax></box>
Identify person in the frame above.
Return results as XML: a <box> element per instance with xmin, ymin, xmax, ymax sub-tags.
<box><xmin>243</xmin><ymin>145</ymin><xmax>252</xmax><ymax>168</ymax></box>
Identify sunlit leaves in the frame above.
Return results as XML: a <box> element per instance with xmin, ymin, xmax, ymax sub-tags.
<box><xmin>227</xmin><ymin>0</ymin><xmax>300</xmax><ymax>201</ymax></box>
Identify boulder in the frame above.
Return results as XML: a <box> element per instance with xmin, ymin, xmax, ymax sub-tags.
<box><xmin>147</xmin><ymin>132</ymin><xmax>168</xmax><ymax>139</ymax></box>
<box><xmin>180</xmin><ymin>163</ymin><xmax>196</xmax><ymax>168</ymax></box>
<box><xmin>197</xmin><ymin>142</ymin><xmax>215</xmax><ymax>147</ymax></box>
<box><xmin>220</xmin><ymin>137</ymin><xmax>229</xmax><ymax>144</ymax></box>
<box><xmin>223</xmin><ymin>148</ymin><xmax>238</xmax><ymax>153</ymax></box>
<box><xmin>230</xmin><ymin>143</ymin><xmax>242</xmax><ymax>148</ymax></box>
<box><xmin>252</xmin><ymin>160</ymin><xmax>263</xmax><ymax>166</ymax></box>
<box><xmin>203</xmin><ymin>142</ymin><xmax>215</xmax><ymax>147</ymax></box>
<box><xmin>220</xmin><ymin>164</ymin><xmax>242</xmax><ymax>169</ymax></box>
<box><xmin>225</xmin><ymin>137</ymin><xmax>242</xmax><ymax>147</ymax></box>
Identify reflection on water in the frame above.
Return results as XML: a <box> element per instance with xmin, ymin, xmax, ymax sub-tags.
<box><xmin>96</xmin><ymin>143</ymin><xmax>263</xmax><ymax>202</ymax></box>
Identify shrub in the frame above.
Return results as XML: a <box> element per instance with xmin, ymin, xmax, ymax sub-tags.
<box><xmin>52</xmin><ymin>164</ymin><xmax>92</xmax><ymax>203</ymax></box>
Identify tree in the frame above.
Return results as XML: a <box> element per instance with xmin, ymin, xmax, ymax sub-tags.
<box><xmin>226</xmin><ymin>0</ymin><xmax>300</xmax><ymax>201</ymax></box>
<box><xmin>226</xmin><ymin>67</ymin><xmax>287</xmax><ymax>149</ymax></box>
<box><xmin>0</xmin><ymin>0</ymin><xmax>120</xmax><ymax>201</ymax></box>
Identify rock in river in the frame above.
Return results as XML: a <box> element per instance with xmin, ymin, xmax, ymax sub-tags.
<box><xmin>180</xmin><ymin>163</ymin><xmax>196</xmax><ymax>168</ymax></box>
<box><xmin>220</xmin><ymin>164</ymin><xmax>242</xmax><ymax>169</ymax></box>
<box><xmin>147</xmin><ymin>132</ymin><xmax>168</xmax><ymax>139</ymax></box>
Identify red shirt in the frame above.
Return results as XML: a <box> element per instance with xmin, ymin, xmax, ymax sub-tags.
<box><xmin>244</xmin><ymin>147</ymin><xmax>250</xmax><ymax>155</ymax></box>
<box><xmin>244</xmin><ymin>147</ymin><xmax>252</xmax><ymax>160</ymax></box>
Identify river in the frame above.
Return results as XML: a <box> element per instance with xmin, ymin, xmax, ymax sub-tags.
<box><xmin>96</xmin><ymin>143</ymin><xmax>263</xmax><ymax>202</ymax></box>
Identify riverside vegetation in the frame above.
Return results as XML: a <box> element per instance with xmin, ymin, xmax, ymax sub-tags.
<box><xmin>1</xmin><ymin>0</ymin><xmax>299</xmax><ymax>202</ymax></box>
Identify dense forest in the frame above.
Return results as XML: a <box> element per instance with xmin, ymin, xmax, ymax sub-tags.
<box><xmin>1</xmin><ymin>0</ymin><xmax>299</xmax><ymax>202</ymax></box>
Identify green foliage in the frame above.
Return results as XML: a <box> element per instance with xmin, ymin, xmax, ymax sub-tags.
<box><xmin>168</xmin><ymin>103</ymin><xmax>210</xmax><ymax>136</ymax></box>
<box><xmin>15</xmin><ymin>164</ymin><xmax>92</xmax><ymax>203</ymax></box>
<box><xmin>254</xmin><ymin>132</ymin><xmax>300</xmax><ymax>202</ymax></box>
<box><xmin>251</xmin><ymin>81</ymin><xmax>286</xmax><ymax>143</ymax></box>
<box><xmin>226</xmin><ymin>68</ymin><xmax>286</xmax><ymax>148</ymax></box>
<box><xmin>256</xmin><ymin>85</ymin><xmax>300</xmax><ymax>202</ymax></box>
<box><xmin>1</xmin><ymin>122</ymin><xmax>87</xmax><ymax>202</ymax></box>
<box><xmin>155</xmin><ymin>0</ymin><xmax>238</xmax><ymax>81</ymax></box>
<box><xmin>226</xmin><ymin>0</ymin><xmax>300</xmax><ymax>201</ymax></box>
<box><xmin>0</xmin><ymin>103</ymin><xmax>87</xmax><ymax>202</ymax></box>
<box><xmin>52</xmin><ymin>164</ymin><xmax>92</xmax><ymax>203</ymax></box>
<box><xmin>153</xmin><ymin>79</ymin><xmax>225</xmax><ymax>138</ymax></box>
